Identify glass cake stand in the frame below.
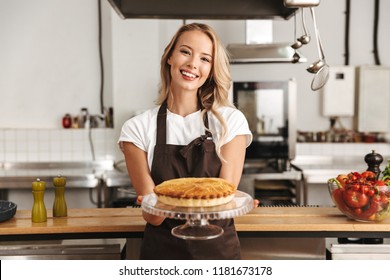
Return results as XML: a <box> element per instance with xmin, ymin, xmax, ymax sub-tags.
<box><xmin>141</xmin><ymin>191</ymin><xmax>253</xmax><ymax>240</ymax></box>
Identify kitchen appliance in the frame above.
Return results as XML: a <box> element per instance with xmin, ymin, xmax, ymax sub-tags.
<box><xmin>322</xmin><ymin>66</ymin><xmax>355</xmax><ymax>117</ymax></box>
<box><xmin>227</xmin><ymin>15</ymin><xmax>307</xmax><ymax>64</ymax></box>
<box><xmin>329</xmin><ymin>244</ymin><xmax>390</xmax><ymax>260</ymax></box>
<box><xmin>233</xmin><ymin>79</ymin><xmax>297</xmax><ymax>170</ymax></box>
<box><xmin>233</xmin><ymin>79</ymin><xmax>300</xmax><ymax>205</ymax></box>
<box><xmin>0</xmin><ymin>240</ymin><xmax>123</xmax><ymax>260</ymax></box>
<box><xmin>283</xmin><ymin>0</ymin><xmax>320</xmax><ymax>8</ymax></box>
<box><xmin>106</xmin><ymin>0</ymin><xmax>315</xmax><ymax>64</ymax></box>
<box><xmin>356</xmin><ymin>65</ymin><xmax>390</xmax><ymax>133</ymax></box>
<box><xmin>107</xmin><ymin>0</ymin><xmax>298</xmax><ymax>20</ymax></box>
<box><xmin>227</xmin><ymin>43</ymin><xmax>306</xmax><ymax>64</ymax></box>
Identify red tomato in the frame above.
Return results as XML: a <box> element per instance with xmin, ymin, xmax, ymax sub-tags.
<box><xmin>343</xmin><ymin>188</ymin><xmax>369</xmax><ymax>208</ymax></box>
<box><xmin>367</xmin><ymin>188</ymin><xmax>376</xmax><ymax>197</ymax></box>
<box><xmin>360</xmin><ymin>199</ymin><xmax>380</xmax><ymax>219</ymax></box>
<box><xmin>360</xmin><ymin>185</ymin><xmax>369</xmax><ymax>194</ymax></box>
<box><xmin>336</xmin><ymin>174</ymin><xmax>348</xmax><ymax>187</ymax></box>
<box><xmin>348</xmin><ymin>174</ymin><xmax>358</xmax><ymax>181</ymax></box>
<box><xmin>350</xmin><ymin>183</ymin><xmax>360</xmax><ymax>191</ymax></box>
<box><xmin>332</xmin><ymin>189</ymin><xmax>355</xmax><ymax>216</ymax></box>
<box><xmin>361</xmin><ymin>171</ymin><xmax>376</xmax><ymax>181</ymax></box>
<box><xmin>376</xmin><ymin>180</ymin><xmax>386</xmax><ymax>186</ymax></box>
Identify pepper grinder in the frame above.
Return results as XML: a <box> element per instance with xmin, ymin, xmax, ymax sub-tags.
<box><xmin>365</xmin><ymin>150</ymin><xmax>384</xmax><ymax>179</ymax></box>
<box><xmin>53</xmin><ymin>175</ymin><xmax>68</xmax><ymax>217</ymax></box>
<box><xmin>31</xmin><ymin>178</ymin><xmax>47</xmax><ymax>223</ymax></box>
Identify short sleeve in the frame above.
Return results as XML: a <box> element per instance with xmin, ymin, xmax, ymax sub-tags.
<box><xmin>117</xmin><ymin>109</ymin><xmax>156</xmax><ymax>153</ymax></box>
<box><xmin>209</xmin><ymin>107</ymin><xmax>253</xmax><ymax>147</ymax></box>
<box><xmin>223</xmin><ymin>109</ymin><xmax>253</xmax><ymax>147</ymax></box>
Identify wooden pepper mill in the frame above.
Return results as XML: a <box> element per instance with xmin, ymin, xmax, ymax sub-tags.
<box><xmin>364</xmin><ymin>150</ymin><xmax>384</xmax><ymax>179</ymax></box>
<box><xmin>53</xmin><ymin>175</ymin><xmax>68</xmax><ymax>217</ymax></box>
<box><xmin>31</xmin><ymin>178</ymin><xmax>47</xmax><ymax>223</ymax></box>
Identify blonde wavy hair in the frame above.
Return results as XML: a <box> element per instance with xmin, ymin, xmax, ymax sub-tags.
<box><xmin>156</xmin><ymin>23</ymin><xmax>233</xmax><ymax>158</ymax></box>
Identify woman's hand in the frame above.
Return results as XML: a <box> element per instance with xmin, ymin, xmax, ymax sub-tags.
<box><xmin>136</xmin><ymin>195</ymin><xmax>144</xmax><ymax>205</ymax></box>
<box><xmin>253</xmin><ymin>199</ymin><xmax>260</xmax><ymax>208</ymax></box>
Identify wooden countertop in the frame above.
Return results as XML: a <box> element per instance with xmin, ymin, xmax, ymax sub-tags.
<box><xmin>0</xmin><ymin>208</ymin><xmax>145</xmax><ymax>237</ymax></box>
<box><xmin>235</xmin><ymin>207</ymin><xmax>390</xmax><ymax>233</ymax></box>
<box><xmin>1</xmin><ymin>207</ymin><xmax>390</xmax><ymax>240</ymax></box>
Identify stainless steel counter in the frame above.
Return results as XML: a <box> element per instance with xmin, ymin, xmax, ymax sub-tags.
<box><xmin>0</xmin><ymin>160</ymin><xmax>129</xmax><ymax>208</ymax></box>
<box><xmin>0</xmin><ymin>161</ymin><xmax>114</xmax><ymax>187</ymax></box>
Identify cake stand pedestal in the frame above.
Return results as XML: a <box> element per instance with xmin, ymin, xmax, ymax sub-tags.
<box><xmin>141</xmin><ymin>191</ymin><xmax>253</xmax><ymax>240</ymax></box>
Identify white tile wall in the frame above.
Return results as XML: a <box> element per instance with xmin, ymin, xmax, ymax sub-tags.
<box><xmin>0</xmin><ymin>128</ymin><xmax>120</xmax><ymax>210</ymax></box>
<box><xmin>2</xmin><ymin>131</ymin><xmax>390</xmax><ymax>162</ymax></box>
<box><xmin>296</xmin><ymin>143</ymin><xmax>390</xmax><ymax>157</ymax></box>
<box><xmin>0</xmin><ymin>128</ymin><xmax>118</xmax><ymax>162</ymax></box>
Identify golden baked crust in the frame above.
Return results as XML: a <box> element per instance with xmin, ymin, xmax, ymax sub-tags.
<box><xmin>154</xmin><ymin>177</ymin><xmax>236</xmax><ymax>207</ymax></box>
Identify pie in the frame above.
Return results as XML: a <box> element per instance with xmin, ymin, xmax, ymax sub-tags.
<box><xmin>153</xmin><ymin>177</ymin><xmax>236</xmax><ymax>207</ymax></box>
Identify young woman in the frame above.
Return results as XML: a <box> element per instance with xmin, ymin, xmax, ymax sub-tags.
<box><xmin>118</xmin><ymin>23</ymin><xmax>253</xmax><ymax>259</ymax></box>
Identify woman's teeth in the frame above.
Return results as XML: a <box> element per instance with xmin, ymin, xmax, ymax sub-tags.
<box><xmin>181</xmin><ymin>70</ymin><xmax>197</xmax><ymax>79</ymax></box>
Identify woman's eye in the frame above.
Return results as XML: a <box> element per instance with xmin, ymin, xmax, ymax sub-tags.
<box><xmin>180</xmin><ymin>49</ymin><xmax>190</xmax><ymax>55</ymax></box>
<box><xmin>201</xmin><ymin>57</ymin><xmax>211</xmax><ymax>63</ymax></box>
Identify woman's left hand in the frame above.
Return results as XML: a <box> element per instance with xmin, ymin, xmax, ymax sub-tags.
<box><xmin>253</xmin><ymin>199</ymin><xmax>259</xmax><ymax>208</ymax></box>
<box><xmin>136</xmin><ymin>195</ymin><xmax>144</xmax><ymax>205</ymax></box>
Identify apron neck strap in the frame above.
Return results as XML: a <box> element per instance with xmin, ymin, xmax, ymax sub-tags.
<box><xmin>203</xmin><ymin>112</ymin><xmax>212</xmax><ymax>137</ymax></box>
<box><xmin>156</xmin><ymin>101</ymin><xmax>168</xmax><ymax>145</ymax></box>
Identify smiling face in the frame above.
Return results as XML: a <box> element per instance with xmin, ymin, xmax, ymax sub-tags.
<box><xmin>167</xmin><ymin>30</ymin><xmax>213</xmax><ymax>96</ymax></box>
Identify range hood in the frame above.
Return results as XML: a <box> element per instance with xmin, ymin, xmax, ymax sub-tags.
<box><xmin>106</xmin><ymin>0</ymin><xmax>306</xmax><ymax>64</ymax></box>
<box><xmin>107</xmin><ymin>0</ymin><xmax>297</xmax><ymax>20</ymax></box>
<box><xmin>227</xmin><ymin>43</ymin><xmax>306</xmax><ymax>64</ymax></box>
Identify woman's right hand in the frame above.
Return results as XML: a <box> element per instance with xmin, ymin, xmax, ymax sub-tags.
<box><xmin>137</xmin><ymin>194</ymin><xmax>165</xmax><ymax>226</ymax></box>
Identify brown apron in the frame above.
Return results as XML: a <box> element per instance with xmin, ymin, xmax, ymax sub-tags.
<box><xmin>139</xmin><ymin>101</ymin><xmax>241</xmax><ymax>260</ymax></box>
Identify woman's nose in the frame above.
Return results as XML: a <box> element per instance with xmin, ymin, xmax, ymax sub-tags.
<box><xmin>187</xmin><ymin>58</ymin><xmax>198</xmax><ymax>69</ymax></box>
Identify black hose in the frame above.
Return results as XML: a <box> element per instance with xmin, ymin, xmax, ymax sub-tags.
<box><xmin>88</xmin><ymin>125</ymin><xmax>96</xmax><ymax>161</ymax></box>
<box><xmin>344</xmin><ymin>0</ymin><xmax>350</xmax><ymax>65</ymax></box>
<box><xmin>373</xmin><ymin>0</ymin><xmax>381</xmax><ymax>65</ymax></box>
<box><xmin>98</xmin><ymin>0</ymin><xmax>105</xmax><ymax>114</ymax></box>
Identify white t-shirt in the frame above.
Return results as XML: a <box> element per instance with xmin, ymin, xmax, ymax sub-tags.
<box><xmin>118</xmin><ymin>105</ymin><xmax>252</xmax><ymax>170</ymax></box>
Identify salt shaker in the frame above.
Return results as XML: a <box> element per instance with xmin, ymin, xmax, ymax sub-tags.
<box><xmin>53</xmin><ymin>175</ymin><xmax>67</xmax><ymax>217</ymax></box>
<box><xmin>32</xmin><ymin>178</ymin><xmax>47</xmax><ymax>223</ymax></box>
